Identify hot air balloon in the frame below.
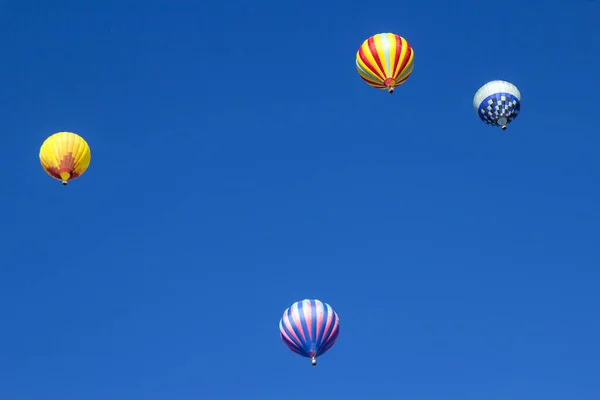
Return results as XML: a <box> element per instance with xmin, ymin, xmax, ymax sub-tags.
<box><xmin>279</xmin><ymin>299</ymin><xmax>340</xmax><ymax>366</ymax></box>
<box><xmin>39</xmin><ymin>131</ymin><xmax>91</xmax><ymax>185</ymax></box>
<box><xmin>473</xmin><ymin>80</ymin><xmax>521</xmax><ymax>131</ymax></box>
<box><xmin>356</xmin><ymin>32</ymin><xmax>414</xmax><ymax>94</ymax></box>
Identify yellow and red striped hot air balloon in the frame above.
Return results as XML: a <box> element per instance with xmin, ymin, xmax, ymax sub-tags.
<box><xmin>356</xmin><ymin>33</ymin><xmax>414</xmax><ymax>94</ymax></box>
<box><xmin>39</xmin><ymin>131</ymin><xmax>91</xmax><ymax>186</ymax></box>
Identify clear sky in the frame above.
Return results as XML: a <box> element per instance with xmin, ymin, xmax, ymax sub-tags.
<box><xmin>0</xmin><ymin>0</ymin><xmax>598</xmax><ymax>399</ymax></box>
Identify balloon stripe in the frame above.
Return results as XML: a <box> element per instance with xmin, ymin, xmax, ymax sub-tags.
<box><xmin>322</xmin><ymin>303</ymin><xmax>334</xmax><ymax>335</ymax></box>
<box><xmin>283</xmin><ymin>339</ymin><xmax>306</xmax><ymax>356</ymax></box>
<box><xmin>361</xmin><ymin>42</ymin><xmax>385</xmax><ymax>79</ymax></box>
<box><xmin>325</xmin><ymin>316</ymin><xmax>340</xmax><ymax>344</ymax></box>
<box><xmin>284</xmin><ymin>304</ymin><xmax>310</xmax><ymax>357</ymax></box>
<box><xmin>290</xmin><ymin>305</ymin><xmax>309</xmax><ymax>349</ymax></box>
<box><xmin>280</xmin><ymin>329</ymin><xmax>301</xmax><ymax>351</ymax></box>
<box><xmin>356</xmin><ymin>63</ymin><xmax>383</xmax><ymax>85</ymax></box>
<box><xmin>394</xmin><ymin>38</ymin><xmax>412</xmax><ymax>83</ymax></box>
<box><xmin>284</xmin><ymin>310</ymin><xmax>306</xmax><ymax>351</ymax></box>
<box><xmin>391</xmin><ymin>34</ymin><xmax>401</xmax><ymax>79</ymax></box>
<box><xmin>368</xmin><ymin>36</ymin><xmax>387</xmax><ymax>79</ymax></box>
<box><xmin>357</xmin><ymin>72</ymin><xmax>386</xmax><ymax>88</ymax></box>
<box><xmin>392</xmin><ymin>35</ymin><xmax>405</xmax><ymax>79</ymax></box>
<box><xmin>321</xmin><ymin>327</ymin><xmax>339</xmax><ymax>354</ymax></box>
<box><xmin>358</xmin><ymin>45</ymin><xmax>385</xmax><ymax>82</ymax></box>
<box><xmin>317</xmin><ymin>307</ymin><xmax>339</xmax><ymax>356</ymax></box>
<box><xmin>322</xmin><ymin>328</ymin><xmax>339</xmax><ymax>351</ymax></box>
<box><xmin>310</xmin><ymin>300</ymin><xmax>317</xmax><ymax>348</ymax></box>
<box><xmin>280</xmin><ymin>328</ymin><xmax>300</xmax><ymax>350</ymax></box>
<box><xmin>282</xmin><ymin>314</ymin><xmax>305</xmax><ymax>350</ymax></box>
<box><xmin>297</xmin><ymin>302</ymin><xmax>313</xmax><ymax>354</ymax></box>
<box><xmin>319</xmin><ymin>304</ymin><xmax>337</xmax><ymax>350</ymax></box>
<box><xmin>375</xmin><ymin>34</ymin><xmax>393</xmax><ymax>79</ymax></box>
<box><xmin>302</xmin><ymin>300</ymin><xmax>313</xmax><ymax>345</ymax></box>
<box><xmin>396</xmin><ymin>61</ymin><xmax>414</xmax><ymax>84</ymax></box>
<box><xmin>315</xmin><ymin>305</ymin><xmax>331</xmax><ymax>356</ymax></box>
<box><xmin>280</xmin><ymin>329</ymin><xmax>305</xmax><ymax>356</ymax></box>
<box><xmin>315</xmin><ymin>300</ymin><xmax>325</xmax><ymax>347</ymax></box>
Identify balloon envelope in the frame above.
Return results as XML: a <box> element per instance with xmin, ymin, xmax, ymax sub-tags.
<box><xmin>473</xmin><ymin>80</ymin><xmax>521</xmax><ymax>130</ymax></box>
<box><xmin>279</xmin><ymin>299</ymin><xmax>340</xmax><ymax>365</ymax></box>
<box><xmin>356</xmin><ymin>32</ymin><xmax>414</xmax><ymax>93</ymax></box>
<box><xmin>39</xmin><ymin>131</ymin><xmax>91</xmax><ymax>185</ymax></box>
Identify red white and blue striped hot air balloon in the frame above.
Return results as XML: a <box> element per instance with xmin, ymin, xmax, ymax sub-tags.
<box><xmin>279</xmin><ymin>299</ymin><xmax>340</xmax><ymax>366</ymax></box>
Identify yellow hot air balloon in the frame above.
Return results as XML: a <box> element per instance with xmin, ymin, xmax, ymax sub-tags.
<box><xmin>356</xmin><ymin>33</ymin><xmax>414</xmax><ymax>94</ymax></box>
<box><xmin>39</xmin><ymin>132</ymin><xmax>91</xmax><ymax>186</ymax></box>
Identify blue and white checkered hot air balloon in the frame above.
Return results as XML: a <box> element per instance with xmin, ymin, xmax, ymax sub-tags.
<box><xmin>473</xmin><ymin>80</ymin><xmax>521</xmax><ymax>131</ymax></box>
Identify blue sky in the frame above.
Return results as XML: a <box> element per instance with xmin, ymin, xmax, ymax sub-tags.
<box><xmin>0</xmin><ymin>0</ymin><xmax>598</xmax><ymax>399</ymax></box>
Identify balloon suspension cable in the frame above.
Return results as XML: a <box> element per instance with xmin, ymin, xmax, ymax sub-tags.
<box><xmin>311</xmin><ymin>358</ymin><xmax>317</xmax><ymax>366</ymax></box>
<box><xmin>501</xmin><ymin>124</ymin><xmax>507</xmax><ymax>131</ymax></box>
